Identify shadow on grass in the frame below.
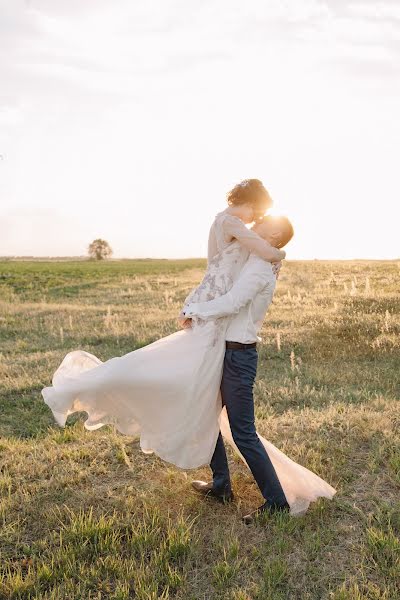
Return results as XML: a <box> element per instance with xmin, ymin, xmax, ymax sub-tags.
<box><xmin>0</xmin><ymin>385</ymin><xmax>58</xmax><ymax>439</ymax></box>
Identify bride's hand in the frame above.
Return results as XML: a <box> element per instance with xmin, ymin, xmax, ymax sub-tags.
<box><xmin>272</xmin><ymin>261</ymin><xmax>282</xmax><ymax>279</ymax></box>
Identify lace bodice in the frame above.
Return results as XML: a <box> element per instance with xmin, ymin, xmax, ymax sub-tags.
<box><xmin>183</xmin><ymin>240</ymin><xmax>247</xmax><ymax>346</ymax></box>
<box><xmin>184</xmin><ymin>240</ymin><xmax>247</xmax><ymax>307</ymax></box>
<box><xmin>185</xmin><ymin>210</ymin><xmax>252</xmax><ymax>307</ymax></box>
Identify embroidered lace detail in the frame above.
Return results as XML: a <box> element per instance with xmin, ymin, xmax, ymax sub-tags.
<box><xmin>185</xmin><ymin>245</ymin><xmax>241</xmax><ymax>305</ymax></box>
<box><xmin>183</xmin><ymin>240</ymin><xmax>244</xmax><ymax>347</ymax></box>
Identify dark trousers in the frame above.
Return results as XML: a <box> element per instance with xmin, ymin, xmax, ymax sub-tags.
<box><xmin>210</xmin><ymin>347</ymin><xmax>288</xmax><ymax>507</ymax></box>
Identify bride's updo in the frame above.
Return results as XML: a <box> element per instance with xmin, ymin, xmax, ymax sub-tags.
<box><xmin>227</xmin><ymin>179</ymin><xmax>273</xmax><ymax>213</ymax></box>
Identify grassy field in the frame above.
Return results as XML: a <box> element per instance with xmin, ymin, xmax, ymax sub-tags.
<box><xmin>0</xmin><ymin>258</ymin><xmax>399</xmax><ymax>600</ymax></box>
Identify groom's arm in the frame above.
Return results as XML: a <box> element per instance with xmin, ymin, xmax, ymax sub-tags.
<box><xmin>183</xmin><ymin>258</ymin><xmax>275</xmax><ymax>321</ymax></box>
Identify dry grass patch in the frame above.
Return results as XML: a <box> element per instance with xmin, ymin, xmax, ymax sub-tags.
<box><xmin>0</xmin><ymin>259</ymin><xmax>399</xmax><ymax>599</ymax></box>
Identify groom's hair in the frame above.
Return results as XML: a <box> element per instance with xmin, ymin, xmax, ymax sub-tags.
<box><xmin>227</xmin><ymin>179</ymin><xmax>272</xmax><ymax>212</ymax></box>
<box><xmin>262</xmin><ymin>215</ymin><xmax>294</xmax><ymax>248</ymax></box>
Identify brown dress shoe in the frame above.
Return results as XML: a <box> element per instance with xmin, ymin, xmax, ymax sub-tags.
<box><xmin>242</xmin><ymin>501</ymin><xmax>290</xmax><ymax>524</ymax></box>
<box><xmin>191</xmin><ymin>480</ymin><xmax>234</xmax><ymax>503</ymax></box>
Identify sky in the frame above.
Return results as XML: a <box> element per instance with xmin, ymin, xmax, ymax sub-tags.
<box><xmin>0</xmin><ymin>0</ymin><xmax>399</xmax><ymax>259</ymax></box>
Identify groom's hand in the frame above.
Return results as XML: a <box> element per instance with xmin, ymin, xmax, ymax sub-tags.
<box><xmin>178</xmin><ymin>312</ymin><xmax>193</xmax><ymax>329</ymax></box>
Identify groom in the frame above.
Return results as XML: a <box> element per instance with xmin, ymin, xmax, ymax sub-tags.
<box><xmin>183</xmin><ymin>215</ymin><xmax>294</xmax><ymax>524</ymax></box>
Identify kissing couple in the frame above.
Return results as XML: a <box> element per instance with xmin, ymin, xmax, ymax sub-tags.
<box><xmin>42</xmin><ymin>178</ymin><xmax>336</xmax><ymax>523</ymax></box>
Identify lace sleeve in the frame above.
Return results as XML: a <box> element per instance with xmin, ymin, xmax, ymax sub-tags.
<box><xmin>207</xmin><ymin>225</ymin><xmax>218</xmax><ymax>265</ymax></box>
<box><xmin>222</xmin><ymin>215</ymin><xmax>283</xmax><ymax>262</ymax></box>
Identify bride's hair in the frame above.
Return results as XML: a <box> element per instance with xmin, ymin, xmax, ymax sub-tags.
<box><xmin>227</xmin><ymin>179</ymin><xmax>272</xmax><ymax>212</ymax></box>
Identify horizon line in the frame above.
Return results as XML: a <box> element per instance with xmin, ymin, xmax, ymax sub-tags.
<box><xmin>0</xmin><ymin>256</ymin><xmax>399</xmax><ymax>263</ymax></box>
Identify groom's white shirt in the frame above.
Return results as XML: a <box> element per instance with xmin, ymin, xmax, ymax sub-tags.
<box><xmin>184</xmin><ymin>254</ymin><xmax>276</xmax><ymax>344</ymax></box>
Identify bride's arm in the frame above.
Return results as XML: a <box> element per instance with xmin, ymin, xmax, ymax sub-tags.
<box><xmin>224</xmin><ymin>215</ymin><xmax>285</xmax><ymax>262</ymax></box>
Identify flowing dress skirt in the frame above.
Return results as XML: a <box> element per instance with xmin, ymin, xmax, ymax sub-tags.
<box><xmin>42</xmin><ymin>321</ymin><xmax>336</xmax><ymax>515</ymax></box>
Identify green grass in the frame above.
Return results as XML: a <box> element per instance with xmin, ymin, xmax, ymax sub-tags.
<box><xmin>0</xmin><ymin>259</ymin><xmax>399</xmax><ymax>599</ymax></box>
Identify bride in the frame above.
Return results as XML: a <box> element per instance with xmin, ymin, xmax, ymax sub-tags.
<box><xmin>42</xmin><ymin>179</ymin><xmax>336</xmax><ymax>515</ymax></box>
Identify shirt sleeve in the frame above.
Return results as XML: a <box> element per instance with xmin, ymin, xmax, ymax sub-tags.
<box><xmin>184</xmin><ymin>261</ymin><xmax>274</xmax><ymax>320</ymax></box>
<box><xmin>222</xmin><ymin>215</ymin><xmax>283</xmax><ymax>262</ymax></box>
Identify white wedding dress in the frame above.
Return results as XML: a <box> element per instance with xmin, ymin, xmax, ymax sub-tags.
<box><xmin>42</xmin><ymin>213</ymin><xmax>336</xmax><ymax>514</ymax></box>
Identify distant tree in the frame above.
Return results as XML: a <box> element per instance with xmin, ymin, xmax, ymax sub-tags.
<box><xmin>88</xmin><ymin>239</ymin><xmax>113</xmax><ymax>261</ymax></box>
